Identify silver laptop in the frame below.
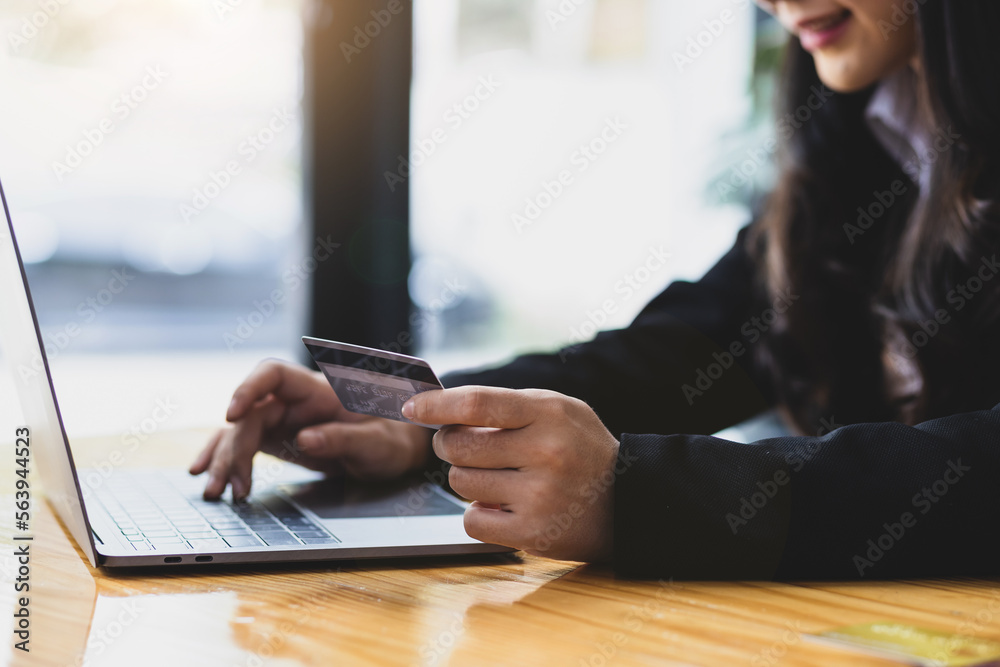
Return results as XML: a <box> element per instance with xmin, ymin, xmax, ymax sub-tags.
<box><xmin>0</xmin><ymin>177</ymin><xmax>511</xmax><ymax>568</ymax></box>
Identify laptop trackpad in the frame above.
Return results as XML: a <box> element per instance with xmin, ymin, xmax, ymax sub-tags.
<box><xmin>278</xmin><ymin>476</ymin><xmax>464</xmax><ymax>519</ymax></box>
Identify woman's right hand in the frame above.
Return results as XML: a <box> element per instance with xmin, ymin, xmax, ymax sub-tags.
<box><xmin>189</xmin><ymin>359</ymin><xmax>434</xmax><ymax>500</ymax></box>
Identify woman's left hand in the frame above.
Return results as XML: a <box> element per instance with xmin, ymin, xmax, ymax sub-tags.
<box><xmin>403</xmin><ymin>386</ymin><xmax>620</xmax><ymax>562</ymax></box>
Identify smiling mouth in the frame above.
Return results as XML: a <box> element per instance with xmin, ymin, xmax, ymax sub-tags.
<box><xmin>799</xmin><ymin>9</ymin><xmax>852</xmax><ymax>34</ymax></box>
<box><xmin>796</xmin><ymin>8</ymin><xmax>853</xmax><ymax>50</ymax></box>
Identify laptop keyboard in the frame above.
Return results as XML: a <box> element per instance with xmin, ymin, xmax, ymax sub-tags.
<box><xmin>92</xmin><ymin>472</ymin><xmax>339</xmax><ymax>552</ymax></box>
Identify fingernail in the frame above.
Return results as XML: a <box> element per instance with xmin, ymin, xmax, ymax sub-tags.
<box><xmin>298</xmin><ymin>430</ymin><xmax>320</xmax><ymax>451</ymax></box>
<box><xmin>203</xmin><ymin>474</ymin><xmax>219</xmax><ymax>498</ymax></box>
<box><xmin>227</xmin><ymin>397</ymin><xmax>240</xmax><ymax>420</ymax></box>
<box><xmin>231</xmin><ymin>477</ymin><xmax>245</xmax><ymax>500</ymax></box>
<box><xmin>401</xmin><ymin>400</ymin><xmax>414</xmax><ymax>419</ymax></box>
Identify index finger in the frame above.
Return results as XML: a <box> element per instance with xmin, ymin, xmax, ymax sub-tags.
<box><xmin>227</xmin><ymin>360</ymin><xmax>310</xmax><ymax>421</ymax></box>
<box><xmin>404</xmin><ymin>386</ymin><xmax>538</xmax><ymax>429</ymax></box>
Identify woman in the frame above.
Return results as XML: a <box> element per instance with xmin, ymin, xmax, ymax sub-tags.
<box><xmin>192</xmin><ymin>0</ymin><xmax>1000</xmax><ymax>579</ymax></box>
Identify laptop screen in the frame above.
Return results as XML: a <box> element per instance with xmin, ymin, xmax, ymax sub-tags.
<box><xmin>0</xmin><ymin>178</ymin><xmax>99</xmax><ymax>566</ymax></box>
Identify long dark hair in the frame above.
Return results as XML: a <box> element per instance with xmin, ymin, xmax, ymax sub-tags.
<box><xmin>753</xmin><ymin>1</ymin><xmax>1000</xmax><ymax>434</ymax></box>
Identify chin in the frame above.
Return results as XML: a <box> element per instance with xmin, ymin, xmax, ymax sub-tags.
<box><xmin>814</xmin><ymin>59</ymin><xmax>882</xmax><ymax>93</ymax></box>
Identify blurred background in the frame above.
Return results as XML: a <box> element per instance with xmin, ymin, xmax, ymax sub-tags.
<box><xmin>0</xmin><ymin>0</ymin><xmax>785</xmax><ymax>438</ymax></box>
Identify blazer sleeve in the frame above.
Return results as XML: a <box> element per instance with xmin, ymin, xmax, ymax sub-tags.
<box><xmin>441</xmin><ymin>225</ymin><xmax>775</xmax><ymax>438</ymax></box>
<box><xmin>614</xmin><ymin>403</ymin><xmax>1000</xmax><ymax>580</ymax></box>
<box><xmin>437</xmin><ymin>224</ymin><xmax>1000</xmax><ymax>580</ymax></box>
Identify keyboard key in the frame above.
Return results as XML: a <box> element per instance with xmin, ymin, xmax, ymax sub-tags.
<box><xmin>150</xmin><ymin>539</ymin><xmax>187</xmax><ymax>550</ymax></box>
<box><xmin>142</xmin><ymin>530</ymin><xmax>178</xmax><ymax>538</ymax></box>
<box><xmin>260</xmin><ymin>533</ymin><xmax>301</xmax><ymax>546</ymax></box>
<box><xmin>232</xmin><ymin>506</ymin><xmax>268</xmax><ymax>515</ymax></box>
<box><xmin>179</xmin><ymin>531</ymin><xmax>216</xmax><ymax>540</ymax></box>
<box><xmin>136</xmin><ymin>523</ymin><xmax>168</xmax><ymax>531</ymax></box>
<box><xmin>208</xmin><ymin>522</ymin><xmax>245</xmax><ymax>530</ymax></box>
<box><xmin>186</xmin><ymin>538</ymin><xmax>227</xmax><ymax>550</ymax></box>
<box><xmin>259</xmin><ymin>496</ymin><xmax>305</xmax><ymax>519</ymax></box>
<box><xmin>217</xmin><ymin>528</ymin><xmax>253</xmax><ymax>537</ymax></box>
<box><xmin>223</xmin><ymin>536</ymin><xmax>263</xmax><ymax>548</ymax></box>
<box><xmin>292</xmin><ymin>530</ymin><xmax>329</xmax><ymax>539</ymax></box>
<box><xmin>102</xmin><ymin>475</ymin><xmax>342</xmax><ymax>554</ymax></box>
<box><xmin>172</xmin><ymin>522</ymin><xmax>211</xmax><ymax>531</ymax></box>
<box><xmin>254</xmin><ymin>528</ymin><xmax>292</xmax><ymax>537</ymax></box>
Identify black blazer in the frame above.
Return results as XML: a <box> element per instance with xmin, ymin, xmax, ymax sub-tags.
<box><xmin>442</xmin><ymin>226</ymin><xmax>1000</xmax><ymax>580</ymax></box>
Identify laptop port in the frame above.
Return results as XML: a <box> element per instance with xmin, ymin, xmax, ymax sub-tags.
<box><xmin>195</xmin><ymin>555</ymin><xmax>213</xmax><ymax>562</ymax></box>
<box><xmin>164</xmin><ymin>557</ymin><xmax>182</xmax><ymax>563</ymax></box>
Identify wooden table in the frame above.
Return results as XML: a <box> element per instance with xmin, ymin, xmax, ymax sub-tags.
<box><xmin>2</xmin><ymin>429</ymin><xmax>999</xmax><ymax>666</ymax></box>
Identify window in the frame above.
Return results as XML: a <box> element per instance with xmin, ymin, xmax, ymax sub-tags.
<box><xmin>1</xmin><ymin>0</ymin><xmax>305</xmax><ymax>355</ymax></box>
<box><xmin>0</xmin><ymin>0</ymin><xmax>305</xmax><ymax>436</ymax></box>
<box><xmin>410</xmin><ymin>0</ymin><xmax>761</xmax><ymax>373</ymax></box>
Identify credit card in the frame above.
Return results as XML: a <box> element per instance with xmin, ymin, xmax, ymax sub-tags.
<box><xmin>805</xmin><ymin>622</ymin><xmax>1000</xmax><ymax>666</ymax></box>
<box><xmin>302</xmin><ymin>336</ymin><xmax>444</xmax><ymax>428</ymax></box>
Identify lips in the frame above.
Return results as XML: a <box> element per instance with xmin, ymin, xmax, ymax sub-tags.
<box><xmin>796</xmin><ymin>8</ymin><xmax>852</xmax><ymax>51</ymax></box>
<box><xmin>798</xmin><ymin>9</ymin><xmax>852</xmax><ymax>33</ymax></box>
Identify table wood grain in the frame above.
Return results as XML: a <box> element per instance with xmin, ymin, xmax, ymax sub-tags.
<box><xmin>2</xmin><ymin>429</ymin><xmax>998</xmax><ymax>666</ymax></box>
